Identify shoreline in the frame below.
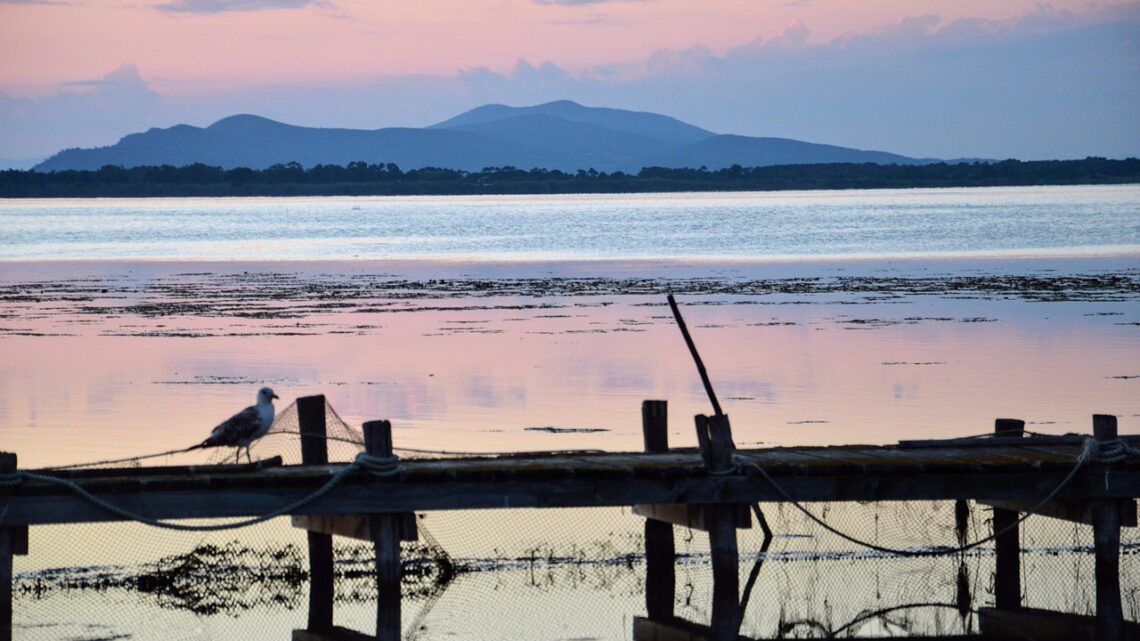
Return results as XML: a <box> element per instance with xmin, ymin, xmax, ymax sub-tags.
<box><xmin>2</xmin><ymin>252</ymin><xmax>1139</xmax><ymax>282</ymax></box>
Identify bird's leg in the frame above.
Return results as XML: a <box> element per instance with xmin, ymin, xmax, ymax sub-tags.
<box><xmin>234</xmin><ymin>449</ymin><xmax>240</xmax><ymax>465</ymax></box>
<box><xmin>245</xmin><ymin>447</ymin><xmax>253</xmax><ymax>464</ymax></box>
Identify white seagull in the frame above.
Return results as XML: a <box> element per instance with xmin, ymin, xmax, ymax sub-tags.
<box><xmin>202</xmin><ymin>387</ymin><xmax>279</xmax><ymax>463</ymax></box>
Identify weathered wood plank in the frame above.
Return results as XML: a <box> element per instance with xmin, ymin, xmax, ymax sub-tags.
<box><xmin>291</xmin><ymin>513</ymin><xmax>418</xmax><ymax>542</ymax></box>
<box><xmin>632</xmin><ymin>503</ymin><xmax>751</xmax><ymax>531</ymax></box>
<box><xmin>36</xmin><ymin>456</ymin><xmax>284</xmax><ymax>480</ymax></box>
<box><xmin>292</xmin><ymin>625</ymin><xmax>377</xmax><ymax>641</ymax></box>
<box><xmin>5</xmin><ymin>466</ymin><xmax>1138</xmax><ymax>526</ymax></box>
<box><xmin>980</xmin><ymin>499</ymin><xmax>1138</xmax><ymax>527</ymax></box>
<box><xmin>978</xmin><ymin>606</ymin><xmax>1140</xmax><ymax>641</ymax></box>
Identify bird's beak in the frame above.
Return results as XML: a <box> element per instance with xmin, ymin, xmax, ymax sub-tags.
<box><xmin>272</xmin><ymin>394</ymin><xmax>280</xmax><ymax>400</ymax></box>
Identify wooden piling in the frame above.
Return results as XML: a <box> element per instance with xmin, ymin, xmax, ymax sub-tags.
<box><xmin>992</xmin><ymin>418</ymin><xmax>1023</xmax><ymax>611</ymax></box>
<box><xmin>1</xmin><ymin>452</ymin><xmax>16</xmax><ymax>641</ymax></box>
<box><xmin>641</xmin><ymin>400</ymin><xmax>674</xmax><ymax>621</ymax></box>
<box><xmin>701</xmin><ymin>414</ymin><xmax>741</xmax><ymax>641</ymax></box>
<box><xmin>364</xmin><ymin>420</ymin><xmax>402</xmax><ymax>641</ymax></box>
<box><xmin>1093</xmin><ymin>414</ymin><xmax>1124</xmax><ymax>641</ymax></box>
<box><xmin>298</xmin><ymin>395</ymin><xmax>335</xmax><ymax>633</ymax></box>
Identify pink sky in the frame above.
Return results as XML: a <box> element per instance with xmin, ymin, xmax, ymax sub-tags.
<box><xmin>0</xmin><ymin>0</ymin><xmax>1117</xmax><ymax>92</ymax></box>
<box><xmin>1</xmin><ymin>0</ymin><xmax>1136</xmax><ymax>162</ymax></box>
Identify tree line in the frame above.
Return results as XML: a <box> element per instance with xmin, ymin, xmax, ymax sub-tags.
<box><xmin>1</xmin><ymin>157</ymin><xmax>1137</xmax><ymax>197</ymax></box>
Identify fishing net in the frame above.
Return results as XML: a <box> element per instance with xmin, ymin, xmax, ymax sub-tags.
<box><xmin>11</xmin><ymin>398</ymin><xmax>1140</xmax><ymax>640</ymax></box>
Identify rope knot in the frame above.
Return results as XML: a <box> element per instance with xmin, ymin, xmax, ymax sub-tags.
<box><xmin>1092</xmin><ymin>437</ymin><xmax>1134</xmax><ymax>464</ymax></box>
<box><xmin>353</xmin><ymin>452</ymin><xmax>401</xmax><ymax>477</ymax></box>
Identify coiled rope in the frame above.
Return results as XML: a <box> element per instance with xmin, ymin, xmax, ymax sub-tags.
<box><xmin>0</xmin><ymin>451</ymin><xmax>400</xmax><ymax>532</ymax></box>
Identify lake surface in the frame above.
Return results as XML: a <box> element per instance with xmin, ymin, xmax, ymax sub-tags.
<box><xmin>3</xmin><ymin>185</ymin><xmax>1139</xmax><ymax>640</ymax></box>
<box><xmin>3</xmin><ymin>185</ymin><xmax>1139</xmax><ymax>261</ymax></box>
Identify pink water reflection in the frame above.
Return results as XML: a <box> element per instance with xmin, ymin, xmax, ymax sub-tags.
<box><xmin>1</xmin><ymin>258</ymin><xmax>1137</xmax><ymax>469</ymax></box>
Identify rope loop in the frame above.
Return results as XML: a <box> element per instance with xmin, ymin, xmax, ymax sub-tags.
<box><xmin>1092</xmin><ymin>438</ymin><xmax>1134</xmax><ymax>464</ymax></box>
<box><xmin>353</xmin><ymin>452</ymin><xmax>401</xmax><ymax>477</ymax></box>
<box><xmin>707</xmin><ymin>463</ymin><xmax>740</xmax><ymax>476</ymax></box>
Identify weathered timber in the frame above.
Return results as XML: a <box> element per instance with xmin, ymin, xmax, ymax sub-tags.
<box><xmin>1</xmin><ymin>452</ymin><xmax>17</xmax><ymax>641</ymax></box>
<box><xmin>41</xmin><ymin>456</ymin><xmax>284</xmax><ymax>480</ymax></box>
<box><xmin>993</xmin><ymin>418</ymin><xmax>1023</xmax><ymax>611</ymax></box>
<box><xmin>632</xmin><ymin>503</ymin><xmax>751</xmax><ymax>531</ymax></box>
<box><xmin>978</xmin><ymin>606</ymin><xmax>1140</xmax><ymax>641</ymax></box>
<box><xmin>0</xmin><ymin>453</ymin><xmax>31</xmax><ymax>641</ymax></box>
<box><xmin>4</xmin><ymin>443</ymin><xmax>1138</xmax><ymax>526</ymax></box>
<box><xmin>980</xmin><ymin>498</ymin><xmax>1137</xmax><ymax>527</ymax></box>
<box><xmin>899</xmin><ymin>434</ymin><xmax>1140</xmax><ymax>449</ymax></box>
<box><xmin>365</xmin><ymin>420</ymin><xmax>404</xmax><ymax>641</ymax></box>
<box><xmin>291</xmin><ymin>513</ymin><xmax>418</xmax><ymax>542</ymax></box>
<box><xmin>0</xmin><ymin>529</ymin><xmax>11</xmax><ymax>641</ymax></box>
<box><xmin>703</xmin><ymin>414</ymin><xmax>741</xmax><ymax>641</ymax></box>
<box><xmin>292</xmin><ymin>626</ymin><xmax>378</xmax><ymax>641</ymax></box>
<box><xmin>632</xmin><ymin>616</ymin><xmax>1019</xmax><ymax>641</ymax></box>
<box><xmin>641</xmin><ymin>400</ymin><xmax>675</xmax><ymax>622</ymax></box>
<box><xmin>1093</xmin><ymin>414</ymin><xmax>1125</xmax><ymax>641</ymax></box>
<box><xmin>298</xmin><ymin>395</ymin><xmax>334</xmax><ymax>633</ymax></box>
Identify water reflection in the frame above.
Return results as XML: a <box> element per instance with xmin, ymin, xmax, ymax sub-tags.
<box><xmin>3</xmin><ymin>257</ymin><xmax>1139</xmax><ymax>639</ymax></box>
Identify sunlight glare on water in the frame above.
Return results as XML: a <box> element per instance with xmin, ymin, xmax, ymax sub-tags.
<box><xmin>2</xmin><ymin>185</ymin><xmax>1138</xmax><ymax>261</ymax></box>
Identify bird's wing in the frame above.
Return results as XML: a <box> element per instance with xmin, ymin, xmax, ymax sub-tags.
<box><xmin>204</xmin><ymin>405</ymin><xmax>259</xmax><ymax>447</ymax></box>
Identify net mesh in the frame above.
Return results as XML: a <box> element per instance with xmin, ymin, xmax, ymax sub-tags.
<box><xmin>12</xmin><ymin>400</ymin><xmax>1140</xmax><ymax>640</ymax></box>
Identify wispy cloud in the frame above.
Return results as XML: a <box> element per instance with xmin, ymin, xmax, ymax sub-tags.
<box><xmin>154</xmin><ymin>0</ymin><xmax>331</xmax><ymax>14</ymax></box>
<box><xmin>533</xmin><ymin>0</ymin><xmax>648</xmax><ymax>6</ymax></box>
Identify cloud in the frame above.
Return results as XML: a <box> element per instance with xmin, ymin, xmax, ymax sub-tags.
<box><xmin>533</xmin><ymin>0</ymin><xmax>647</xmax><ymax>5</ymax></box>
<box><xmin>830</xmin><ymin>14</ymin><xmax>941</xmax><ymax>48</ymax></box>
<box><xmin>0</xmin><ymin>64</ymin><xmax>165</xmax><ymax>159</ymax></box>
<box><xmin>2</xmin><ymin>4</ymin><xmax>1137</xmax><ymax>163</ymax></box>
<box><xmin>154</xmin><ymin>0</ymin><xmax>330</xmax><ymax>14</ymax></box>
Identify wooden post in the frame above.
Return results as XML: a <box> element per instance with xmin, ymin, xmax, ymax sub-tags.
<box><xmin>2</xmin><ymin>452</ymin><xmax>16</xmax><ymax>641</ymax></box>
<box><xmin>993</xmin><ymin>418</ymin><xmax>1023</xmax><ymax>611</ymax></box>
<box><xmin>1092</xmin><ymin>414</ymin><xmax>1124</xmax><ymax>641</ymax></box>
<box><xmin>298</xmin><ymin>395</ymin><xmax>334</xmax><ymax>633</ymax></box>
<box><xmin>641</xmin><ymin>400</ymin><xmax>674</xmax><ymax>621</ymax></box>
<box><xmin>702</xmin><ymin>414</ymin><xmax>741</xmax><ymax>641</ymax></box>
<box><xmin>365</xmin><ymin>420</ymin><xmax>401</xmax><ymax>641</ymax></box>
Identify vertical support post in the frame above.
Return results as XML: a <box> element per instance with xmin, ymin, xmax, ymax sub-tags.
<box><xmin>701</xmin><ymin>413</ymin><xmax>741</xmax><ymax>641</ymax></box>
<box><xmin>365</xmin><ymin>420</ymin><xmax>401</xmax><ymax>641</ymax></box>
<box><xmin>297</xmin><ymin>395</ymin><xmax>334</xmax><ymax>633</ymax></box>
<box><xmin>641</xmin><ymin>400</ymin><xmax>674</xmax><ymax>622</ymax></box>
<box><xmin>1</xmin><ymin>452</ymin><xmax>16</xmax><ymax>641</ymax></box>
<box><xmin>992</xmin><ymin>418</ymin><xmax>1023</xmax><ymax>611</ymax></box>
<box><xmin>1092</xmin><ymin>414</ymin><xmax>1123</xmax><ymax>641</ymax></box>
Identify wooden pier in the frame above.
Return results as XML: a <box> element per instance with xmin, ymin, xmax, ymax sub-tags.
<box><xmin>2</xmin><ymin>397</ymin><xmax>1138</xmax><ymax>641</ymax></box>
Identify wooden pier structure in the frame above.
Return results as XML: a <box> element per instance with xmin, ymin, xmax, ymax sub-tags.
<box><xmin>2</xmin><ymin>396</ymin><xmax>1138</xmax><ymax>641</ymax></box>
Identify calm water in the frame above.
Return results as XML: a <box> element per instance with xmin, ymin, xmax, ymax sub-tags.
<box><xmin>2</xmin><ymin>185</ymin><xmax>1139</xmax><ymax>261</ymax></box>
<box><xmin>3</xmin><ymin>185</ymin><xmax>1139</xmax><ymax>640</ymax></box>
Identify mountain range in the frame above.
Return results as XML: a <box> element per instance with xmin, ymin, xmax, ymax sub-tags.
<box><xmin>34</xmin><ymin>100</ymin><xmax>933</xmax><ymax>173</ymax></box>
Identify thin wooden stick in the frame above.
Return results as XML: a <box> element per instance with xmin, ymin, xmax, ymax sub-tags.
<box><xmin>667</xmin><ymin>293</ymin><xmax>723</xmax><ymax>417</ymax></box>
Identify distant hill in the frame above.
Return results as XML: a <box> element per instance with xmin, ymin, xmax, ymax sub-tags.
<box><xmin>35</xmin><ymin>100</ymin><xmax>931</xmax><ymax>172</ymax></box>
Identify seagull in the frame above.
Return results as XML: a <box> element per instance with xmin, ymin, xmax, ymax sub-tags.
<box><xmin>202</xmin><ymin>387</ymin><xmax>279</xmax><ymax>463</ymax></box>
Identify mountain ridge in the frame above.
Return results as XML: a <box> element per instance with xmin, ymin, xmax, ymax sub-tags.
<box><xmin>35</xmin><ymin>100</ymin><xmax>933</xmax><ymax>172</ymax></box>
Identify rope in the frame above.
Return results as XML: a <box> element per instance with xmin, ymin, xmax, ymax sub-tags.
<box><xmin>269</xmin><ymin>429</ymin><xmax>605</xmax><ymax>458</ymax></box>
<box><xmin>1092</xmin><ymin>438</ymin><xmax>1136</xmax><ymax>464</ymax></box>
<box><xmin>730</xmin><ymin>437</ymin><xmax>1108</xmax><ymax>557</ymax></box>
<box><xmin>32</xmin><ymin>445</ymin><xmax>205</xmax><ymax>472</ymax></box>
<box><xmin>0</xmin><ymin>451</ymin><xmax>400</xmax><ymax>532</ymax></box>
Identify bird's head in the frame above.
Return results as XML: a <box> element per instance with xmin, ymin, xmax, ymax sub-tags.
<box><xmin>258</xmin><ymin>387</ymin><xmax>279</xmax><ymax>404</ymax></box>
